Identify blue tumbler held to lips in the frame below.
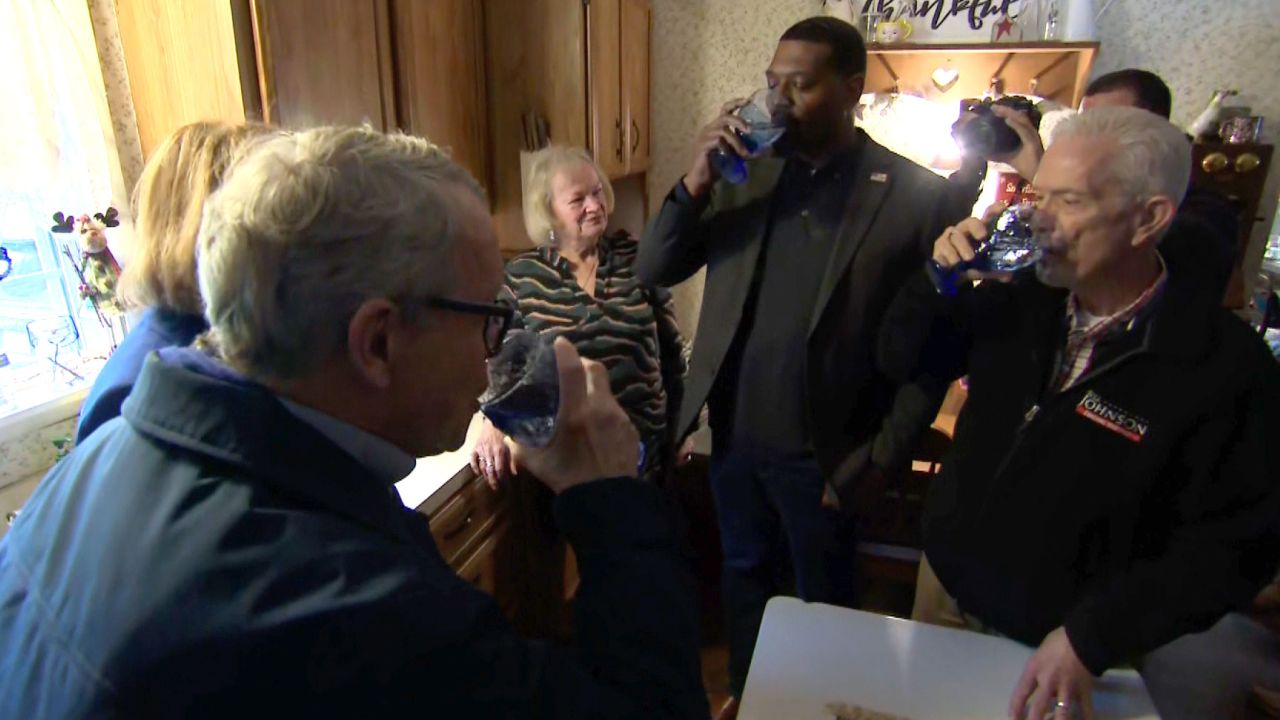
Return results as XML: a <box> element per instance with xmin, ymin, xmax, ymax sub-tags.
<box><xmin>927</xmin><ymin>203</ymin><xmax>1042</xmax><ymax>296</ymax></box>
<box><xmin>479</xmin><ymin>331</ymin><xmax>646</xmax><ymax>472</ymax></box>
<box><xmin>479</xmin><ymin>330</ymin><xmax>560</xmax><ymax>448</ymax></box>
<box><xmin>710</xmin><ymin>88</ymin><xmax>790</xmax><ymax>184</ymax></box>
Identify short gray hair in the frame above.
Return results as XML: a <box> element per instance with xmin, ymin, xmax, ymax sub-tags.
<box><xmin>1049</xmin><ymin>106</ymin><xmax>1191</xmax><ymax>206</ymax></box>
<box><xmin>197</xmin><ymin>126</ymin><xmax>484</xmax><ymax>379</ymax></box>
<box><xmin>522</xmin><ymin>145</ymin><xmax>614</xmax><ymax>246</ymax></box>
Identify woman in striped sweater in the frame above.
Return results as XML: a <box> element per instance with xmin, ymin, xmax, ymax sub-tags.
<box><xmin>470</xmin><ymin>146</ymin><xmax>693</xmax><ymax>487</ymax></box>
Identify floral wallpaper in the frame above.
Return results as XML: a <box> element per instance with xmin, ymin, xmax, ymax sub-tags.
<box><xmin>649</xmin><ymin>0</ymin><xmax>1280</xmax><ymax>334</ymax></box>
<box><xmin>647</xmin><ymin>0</ymin><xmax>818</xmax><ymax>337</ymax></box>
<box><xmin>1090</xmin><ymin>0</ymin><xmax>1280</xmax><ymax>290</ymax></box>
<box><xmin>87</xmin><ymin>0</ymin><xmax>145</xmax><ymax>198</ymax></box>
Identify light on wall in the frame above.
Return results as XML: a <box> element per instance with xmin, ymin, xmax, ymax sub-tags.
<box><xmin>859</xmin><ymin>93</ymin><xmax>962</xmax><ymax>173</ymax></box>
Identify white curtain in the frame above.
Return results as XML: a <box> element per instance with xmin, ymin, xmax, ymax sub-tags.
<box><xmin>0</xmin><ymin>0</ymin><xmax>132</xmax><ymax>252</ymax></box>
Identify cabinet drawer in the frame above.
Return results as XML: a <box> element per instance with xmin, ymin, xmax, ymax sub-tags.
<box><xmin>429</xmin><ymin>474</ymin><xmax>500</xmax><ymax>565</ymax></box>
<box><xmin>456</xmin><ymin>531</ymin><xmax>499</xmax><ymax>595</ymax></box>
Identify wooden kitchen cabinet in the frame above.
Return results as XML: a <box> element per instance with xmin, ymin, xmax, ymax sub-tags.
<box><xmin>422</xmin><ymin>468</ymin><xmax>577</xmax><ymax>639</ymax></box>
<box><xmin>390</xmin><ymin>0</ymin><xmax>490</xmax><ymax>189</ymax></box>
<box><xmin>587</xmin><ymin>0</ymin><xmax>651</xmax><ymax>178</ymax></box>
<box><xmin>619</xmin><ymin>0</ymin><xmax>651</xmax><ymax>175</ymax></box>
<box><xmin>428</xmin><ymin>470</ymin><xmax>503</xmax><ymax>566</ymax></box>
<box><xmin>484</xmin><ymin>0</ymin><xmax>652</xmax><ymax>250</ymax></box>
<box><xmin>116</xmin><ymin>0</ymin><xmax>490</xmax><ymax>188</ymax></box>
<box><xmin>455</xmin><ymin>530</ymin><xmax>501</xmax><ymax>595</ymax></box>
<box><xmin>587</xmin><ymin>0</ymin><xmax>625</xmax><ymax>178</ymax></box>
<box><xmin>250</xmin><ymin>0</ymin><xmax>396</xmax><ymax>130</ymax></box>
<box><xmin>483</xmin><ymin>0</ymin><xmax>588</xmax><ymax>251</ymax></box>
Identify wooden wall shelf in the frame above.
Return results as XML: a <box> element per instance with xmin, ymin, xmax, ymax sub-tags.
<box><xmin>865</xmin><ymin>41</ymin><xmax>1099</xmax><ymax>108</ymax></box>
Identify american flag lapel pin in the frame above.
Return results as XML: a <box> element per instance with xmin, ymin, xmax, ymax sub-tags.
<box><xmin>870</xmin><ymin>171</ymin><xmax>888</xmax><ymax>183</ymax></box>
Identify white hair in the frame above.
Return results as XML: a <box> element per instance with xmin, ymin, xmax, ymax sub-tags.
<box><xmin>1049</xmin><ymin>105</ymin><xmax>1191</xmax><ymax>206</ymax></box>
<box><xmin>197</xmin><ymin>126</ymin><xmax>485</xmax><ymax>379</ymax></box>
<box><xmin>522</xmin><ymin>145</ymin><xmax>614</xmax><ymax>246</ymax></box>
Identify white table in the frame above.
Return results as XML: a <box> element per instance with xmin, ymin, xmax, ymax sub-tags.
<box><xmin>741</xmin><ymin>597</ymin><xmax>1159</xmax><ymax>720</ymax></box>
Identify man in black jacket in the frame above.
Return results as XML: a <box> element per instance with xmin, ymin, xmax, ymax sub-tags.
<box><xmin>637</xmin><ymin>17</ymin><xmax>957</xmax><ymax>715</ymax></box>
<box><xmin>892</xmin><ymin>107</ymin><xmax>1280</xmax><ymax>719</ymax></box>
<box><xmin>0</xmin><ymin>127</ymin><xmax>707</xmax><ymax>718</ymax></box>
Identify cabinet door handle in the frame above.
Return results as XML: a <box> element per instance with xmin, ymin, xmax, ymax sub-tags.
<box><xmin>631</xmin><ymin>118</ymin><xmax>640</xmax><ymax>155</ymax></box>
<box><xmin>1202</xmin><ymin>152</ymin><xmax>1229</xmax><ymax>174</ymax></box>
<box><xmin>1235</xmin><ymin>152</ymin><xmax>1261</xmax><ymax>174</ymax></box>
<box><xmin>615</xmin><ymin>118</ymin><xmax>624</xmax><ymax>162</ymax></box>
<box><xmin>441</xmin><ymin>509</ymin><xmax>475</xmax><ymax>540</ymax></box>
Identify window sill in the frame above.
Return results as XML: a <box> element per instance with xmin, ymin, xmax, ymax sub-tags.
<box><xmin>0</xmin><ymin>387</ymin><xmax>85</xmax><ymax>488</ymax></box>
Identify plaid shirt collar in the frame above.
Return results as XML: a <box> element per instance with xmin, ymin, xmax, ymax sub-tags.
<box><xmin>1064</xmin><ymin>255</ymin><xmax>1168</xmax><ymax>347</ymax></box>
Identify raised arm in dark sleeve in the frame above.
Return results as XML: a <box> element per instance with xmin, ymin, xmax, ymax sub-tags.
<box><xmin>636</xmin><ymin>181</ymin><xmax>714</xmax><ymax>288</ymax></box>
<box><xmin>648</xmin><ymin>284</ymin><xmax>692</xmax><ymax>440</ymax></box>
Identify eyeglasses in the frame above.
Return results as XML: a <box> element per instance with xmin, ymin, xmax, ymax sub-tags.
<box><xmin>421</xmin><ymin>297</ymin><xmax>515</xmax><ymax>357</ymax></box>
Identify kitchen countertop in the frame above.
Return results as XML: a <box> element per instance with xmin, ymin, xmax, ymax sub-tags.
<box><xmin>393</xmin><ymin>418</ymin><xmax>716</xmax><ymax>516</ymax></box>
<box><xmin>394</xmin><ymin>415</ymin><xmax>484</xmax><ymax>514</ymax></box>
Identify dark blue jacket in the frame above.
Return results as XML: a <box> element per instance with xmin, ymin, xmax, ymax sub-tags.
<box><xmin>0</xmin><ymin>351</ymin><xmax>707</xmax><ymax>718</ymax></box>
<box><xmin>75</xmin><ymin>308</ymin><xmax>206</xmax><ymax>443</ymax></box>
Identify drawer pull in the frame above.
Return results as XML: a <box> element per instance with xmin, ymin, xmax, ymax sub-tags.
<box><xmin>1235</xmin><ymin>152</ymin><xmax>1261</xmax><ymax>174</ymax></box>
<box><xmin>441</xmin><ymin>511</ymin><xmax>475</xmax><ymax>540</ymax></box>
<box><xmin>1202</xmin><ymin>152</ymin><xmax>1229</xmax><ymax>174</ymax></box>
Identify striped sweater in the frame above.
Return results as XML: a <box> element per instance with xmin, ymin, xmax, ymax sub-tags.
<box><xmin>500</xmin><ymin>233</ymin><xmax>689</xmax><ymax>481</ymax></box>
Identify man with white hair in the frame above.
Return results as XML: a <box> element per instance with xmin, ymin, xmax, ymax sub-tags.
<box><xmin>0</xmin><ymin>127</ymin><xmax>707</xmax><ymax>718</ymax></box>
<box><xmin>978</xmin><ymin>69</ymin><xmax>1240</xmax><ymax>305</ymax></box>
<box><xmin>886</xmin><ymin>107</ymin><xmax>1280</xmax><ymax>718</ymax></box>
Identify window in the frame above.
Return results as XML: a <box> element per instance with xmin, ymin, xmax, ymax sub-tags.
<box><xmin>0</xmin><ymin>193</ymin><xmax>120</xmax><ymax>417</ymax></box>
<box><xmin>0</xmin><ymin>0</ymin><xmax>133</xmax><ymax>423</ymax></box>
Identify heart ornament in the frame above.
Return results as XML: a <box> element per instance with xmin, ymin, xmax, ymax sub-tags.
<box><xmin>931</xmin><ymin>66</ymin><xmax>960</xmax><ymax>93</ymax></box>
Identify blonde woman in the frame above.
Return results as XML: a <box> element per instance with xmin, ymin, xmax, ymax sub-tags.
<box><xmin>470</xmin><ymin>146</ymin><xmax>693</xmax><ymax>486</ymax></box>
<box><xmin>76</xmin><ymin>121</ymin><xmax>270</xmax><ymax>442</ymax></box>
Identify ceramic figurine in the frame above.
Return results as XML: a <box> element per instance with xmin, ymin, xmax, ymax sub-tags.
<box><xmin>1189</xmin><ymin>89</ymin><xmax>1239</xmax><ymax>141</ymax></box>
<box><xmin>51</xmin><ymin>208</ymin><xmax>125</xmax><ymax>318</ymax></box>
<box><xmin>74</xmin><ymin>213</ymin><xmax>125</xmax><ymax>316</ymax></box>
<box><xmin>876</xmin><ymin>16</ymin><xmax>913</xmax><ymax>43</ymax></box>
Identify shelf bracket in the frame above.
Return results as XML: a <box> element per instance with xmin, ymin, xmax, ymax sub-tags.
<box><xmin>991</xmin><ymin>52</ymin><xmax>1015</xmax><ymax>88</ymax></box>
<box><xmin>1030</xmin><ymin>52</ymin><xmax>1073</xmax><ymax>96</ymax></box>
<box><xmin>875</xmin><ymin>54</ymin><xmax>901</xmax><ymax>94</ymax></box>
